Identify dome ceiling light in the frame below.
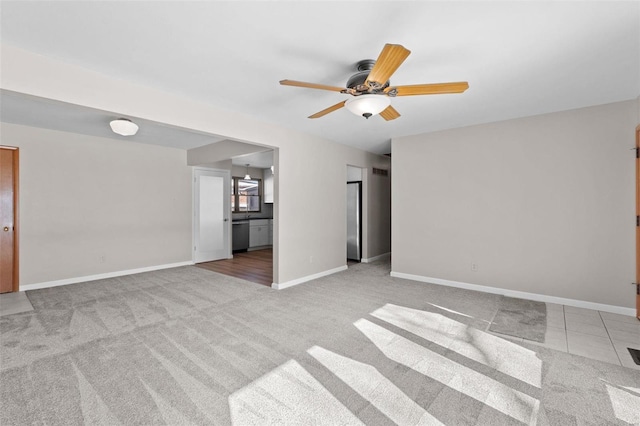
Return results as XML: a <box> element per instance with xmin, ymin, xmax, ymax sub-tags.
<box><xmin>109</xmin><ymin>118</ymin><xmax>139</xmax><ymax>136</ymax></box>
<box><xmin>345</xmin><ymin>95</ymin><xmax>391</xmax><ymax>119</ymax></box>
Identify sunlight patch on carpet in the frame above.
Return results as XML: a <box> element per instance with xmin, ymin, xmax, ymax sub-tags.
<box><xmin>228</xmin><ymin>360</ymin><xmax>363</xmax><ymax>426</ymax></box>
<box><xmin>356</xmin><ymin>318</ymin><xmax>540</xmax><ymax>425</ymax></box>
<box><xmin>605</xmin><ymin>384</ymin><xmax>640</xmax><ymax>425</ymax></box>
<box><xmin>308</xmin><ymin>346</ymin><xmax>444</xmax><ymax>425</ymax></box>
<box><xmin>371</xmin><ymin>303</ymin><xmax>542</xmax><ymax>388</ymax></box>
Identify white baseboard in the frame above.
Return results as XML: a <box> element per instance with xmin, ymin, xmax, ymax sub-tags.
<box><xmin>361</xmin><ymin>252</ymin><xmax>391</xmax><ymax>263</ymax></box>
<box><xmin>247</xmin><ymin>245</ymin><xmax>272</xmax><ymax>252</ymax></box>
<box><xmin>390</xmin><ymin>271</ymin><xmax>636</xmax><ymax>317</ymax></box>
<box><xmin>20</xmin><ymin>261</ymin><xmax>195</xmax><ymax>292</ymax></box>
<box><xmin>273</xmin><ymin>265</ymin><xmax>348</xmax><ymax>290</ymax></box>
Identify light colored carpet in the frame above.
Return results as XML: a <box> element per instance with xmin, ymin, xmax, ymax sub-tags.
<box><xmin>1</xmin><ymin>261</ymin><xmax>639</xmax><ymax>425</ymax></box>
<box><xmin>489</xmin><ymin>296</ymin><xmax>547</xmax><ymax>342</ymax></box>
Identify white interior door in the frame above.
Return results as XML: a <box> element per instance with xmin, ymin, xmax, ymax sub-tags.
<box><xmin>194</xmin><ymin>169</ymin><xmax>230</xmax><ymax>263</ymax></box>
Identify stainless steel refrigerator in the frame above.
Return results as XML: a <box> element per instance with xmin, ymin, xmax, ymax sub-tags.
<box><xmin>347</xmin><ymin>181</ymin><xmax>362</xmax><ymax>261</ymax></box>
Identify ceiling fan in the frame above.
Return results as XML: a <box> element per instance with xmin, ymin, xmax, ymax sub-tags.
<box><xmin>280</xmin><ymin>43</ymin><xmax>469</xmax><ymax>121</ymax></box>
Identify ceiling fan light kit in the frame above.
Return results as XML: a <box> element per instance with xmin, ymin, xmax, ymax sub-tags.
<box><xmin>109</xmin><ymin>118</ymin><xmax>139</xmax><ymax>136</ymax></box>
<box><xmin>345</xmin><ymin>95</ymin><xmax>391</xmax><ymax>119</ymax></box>
<box><xmin>280</xmin><ymin>43</ymin><xmax>469</xmax><ymax>121</ymax></box>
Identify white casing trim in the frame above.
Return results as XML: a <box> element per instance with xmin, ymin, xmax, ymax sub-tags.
<box><xmin>273</xmin><ymin>265</ymin><xmax>348</xmax><ymax>290</ymax></box>
<box><xmin>390</xmin><ymin>271</ymin><xmax>636</xmax><ymax>317</ymax></box>
<box><xmin>361</xmin><ymin>252</ymin><xmax>391</xmax><ymax>263</ymax></box>
<box><xmin>20</xmin><ymin>261</ymin><xmax>195</xmax><ymax>292</ymax></box>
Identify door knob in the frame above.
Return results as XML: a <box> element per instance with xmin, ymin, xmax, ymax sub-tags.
<box><xmin>3</xmin><ymin>227</ymin><xmax>9</xmax><ymax>232</ymax></box>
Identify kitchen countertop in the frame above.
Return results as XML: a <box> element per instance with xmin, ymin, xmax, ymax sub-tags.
<box><xmin>232</xmin><ymin>218</ymin><xmax>272</xmax><ymax>223</ymax></box>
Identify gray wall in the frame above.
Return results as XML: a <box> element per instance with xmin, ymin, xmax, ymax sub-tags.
<box><xmin>1</xmin><ymin>122</ymin><xmax>192</xmax><ymax>285</ymax></box>
<box><xmin>392</xmin><ymin>100</ymin><xmax>637</xmax><ymax>308</ymax></box>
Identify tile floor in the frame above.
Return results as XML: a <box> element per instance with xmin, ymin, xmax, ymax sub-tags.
<box><xmin>492</xmin><ymin>303</ymin><xmax>639</xmax><ymax>370</ymax></box>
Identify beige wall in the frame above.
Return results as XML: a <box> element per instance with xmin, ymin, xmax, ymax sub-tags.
<box><xmin>231</xmin><ymin>165</ymin><xmax>263</xmax><ymax>179</ymax></box>
<box><xmin>187</xmin><ymin>140</ymin><xmax>270</xmax><ymax>166</ymax></box>
<box><xmin>200</xmin><ymin>159</ymin><xmax>233</xmax><ymax>171</ymax></box>
<box><xmin>392</xmin><ymin>100</ymin><xmax>637</xmax><ymax>308</ymax></box>
<box><xmin>0</xmin><ymin>45</ymin><xmax>391</xmax><ymax>286</ymax></box>
<box><xmin>347</xmin><ymin>165</ymin><xmax>362</xmax><ymax>181</ymax></box>
<box><xmin>0</xmin><ymin>122</ymin><xmax>192</xmax><ymax>285</ymax></box>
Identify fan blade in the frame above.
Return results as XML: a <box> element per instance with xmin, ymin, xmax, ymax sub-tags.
<box><xmin>308</xmin><ymin>101</ymin><xmax>346</xmax><ymax>119</ymax></box>
<box><xmin>365</xmin><ymin>44</ymin><xmax>411</xmax><ymax>89</ymax></box>
<box><xmin>390</xmin><ymin>82</ymin><xmax>469</xmax><ymax>96</ymax></box>
<box><xmin>280</xmin><ymin>79</ymin><xmax>345</xmax><ymax>92</ymax></box>
<box><xmin>379</xmin><ymin>105</ymin><xmax>400</xmax><ymax>121</ymax></box>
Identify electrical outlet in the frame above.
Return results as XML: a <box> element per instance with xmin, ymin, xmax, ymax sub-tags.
<box><xmin>99</xmin><ymin>255</ymin><xmax>106</xmax><ymax>263</ymax></box>
<box><xmin>471</xmin><ymin>263</ymin><xmax>478</xmax><ymax>272</ymax></box>
<box><xmin>309</xmin><ymin>256</ymin><xmax>314</xmax><ymax>263</ymax></box>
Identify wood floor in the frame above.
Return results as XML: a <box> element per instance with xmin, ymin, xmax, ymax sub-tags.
<box><xmin>196</xmin><ymin>248</ymin><xmax>273</xmax><ymax>286</ymax></box>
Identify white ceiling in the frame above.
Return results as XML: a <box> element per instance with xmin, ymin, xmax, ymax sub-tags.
<box><xmin>1</xmin><ymin>1</ymin><xmax>638</xmax><ymax>154</ymax></box>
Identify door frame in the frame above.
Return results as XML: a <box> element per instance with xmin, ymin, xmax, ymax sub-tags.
<box><xmin>347</xmin><ymin>180</ymin><xmax>363</xmax><ymax>262</ymax></box>
<box><xmin>636</xmin><ymin>126</ymin><xmax>639</xmax><ymax>319</ymax></box>
<box><xmin>0</xmin><ymin>146</ymin><xmax>19</xmax><ymax>292</ymax></box>
<box><xmin>192</xmin><ymin>167</ymin><xmax>232</xmax><ymax>263</ymax></box>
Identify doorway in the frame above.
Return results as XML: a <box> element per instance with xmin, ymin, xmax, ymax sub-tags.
<box><xmin>0</xmin><ymin>146</ymin><xmax>19</xmax><ymax>293</ymax></box>
<box><xmin>194</xmin><ymin>149</ymin><xmax>276</xmax><ymax>287</ymax></box>
<box><xmin>636</xmin><ymin>125</ymin><xmax>639</xmax><ymax>319</ymax></box>
<box><xmin>193</xmin><ymin>168</ymin><xmax>231</xmax><ymax>263</ymax></box>
<box><xmin>347</xmin><ymin>166</ymin><xmax>363</xmax><ymax>263</ymax></box>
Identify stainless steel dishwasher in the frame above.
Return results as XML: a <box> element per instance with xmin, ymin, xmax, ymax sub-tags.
<box><xmin>232</xmin><ymin>221</ymin><xmax>250</xmax><ymax>252</ymax></box>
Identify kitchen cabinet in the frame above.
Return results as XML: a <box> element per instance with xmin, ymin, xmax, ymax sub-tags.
<box><xmin>249</xmin><ymin>219</ymin><xmax>269</xmax><ymax>247</ymax></box>
<box><xmin>268</xmin><ymin>219</ymin><xmax>273</xmax><ymax>245</ymax></box>
<box><xmin>264</xmin><ymin>167</ymin><xmax>274</xmax><ymax>204</ymax></box>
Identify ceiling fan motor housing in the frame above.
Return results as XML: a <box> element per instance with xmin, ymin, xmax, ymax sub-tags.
<box><xmin>346</xmin><ymin>60</ymin><xmax>390</xmax><ymax>94</ymax></box>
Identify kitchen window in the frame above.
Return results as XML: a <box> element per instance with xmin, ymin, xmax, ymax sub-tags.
<box><xmin>231</xmin><ymin>177</ymin><xmax>261</xmax><ymax>213</ymax></box>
